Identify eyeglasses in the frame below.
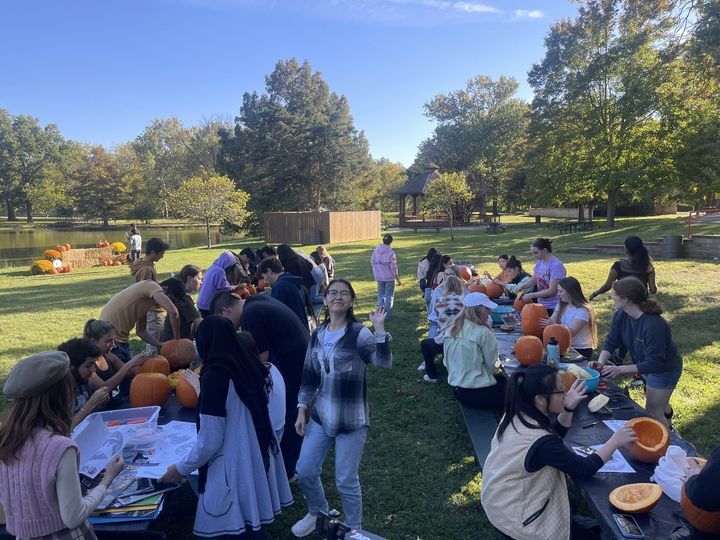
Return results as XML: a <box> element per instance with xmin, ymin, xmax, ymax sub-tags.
<box><xmin>546</xmin><ymin>390</ymin><xmax>566</xmax><ymax>395</ymax></box>
<box><xmin>326</xmin><ymin>290</ymin><xmax>351</xmax><ymax>299</ymax></box>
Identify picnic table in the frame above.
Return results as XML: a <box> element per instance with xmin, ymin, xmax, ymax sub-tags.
<box><xmin>553</xmin><ymin>220</ymin><xmax>598</xmax><ymax>234</ymax></box>
<box><xmin>493</xmin><ymin>326</ymin><xmax>706</xmax><ymax>540</ymax></box>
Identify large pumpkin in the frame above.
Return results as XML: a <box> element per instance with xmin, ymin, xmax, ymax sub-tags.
<box><xmin>521</xmin><ymin>303</ymin><xmax>549</xmax><ymax>338</ymax></box>
<box><xmin>626</xmin><ymin>417</ymin><xmax>670</xmax><ymax>463</ymax></box>
<box><xmin>468</xmin><ymin>283</ymin><xmax>487</xmax><ymax>294</ymax></box>
<box><xmin>176</xmin><ymin>377</ymin><xmax>199</xmax><ymax>408</ymax></box>
<box><xmin>161</xmin><ymin>339</ymin><xmax>196</xmax><ymax>370</ymax></box>
<box><xmin>138</xmin><ymin>355</ymin><xmax>170</xmax><ymax>376</ymax></box>
<box><xmin>515</xmin><ymin>335</ymin><xmax>544</xmax><ymax>366</ymax></box>
<box><xmin>609</xmin><ymin>483</ymin><xmax>663</xmax><ymax>514</ymax></box>
<box><xmin>543</xmin><ymin>324</ymin><xmax>572</xmax><ymax>355</ymax></box>
<box><xmin>458</xmin><ymin>266</ymin><xmax>472</xmax><ymax>282</ymax></box>
<box><xmin>681</xmin><ymin>483</ymin><xmax>720</xmax><ymax>534</ymax></box>
<box><xmin>130</xmin><ymin>373</ymin><xmax>170</xmax><ymax>408</ymax></box>
<box><xmin>485</xmin><ymin>283</ymin><xmax>504</xmax><ymax>299</ymax></box>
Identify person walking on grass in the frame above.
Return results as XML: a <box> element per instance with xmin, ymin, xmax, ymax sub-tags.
<box><xmin>292</xmin><ymin>279</ymin><xmax>392</xmax><ymax>537</ymax></box>
<box><xmin>370</xmin><ymin>234</ymin><xmax>402</xmax><ymax>318</ymax></box>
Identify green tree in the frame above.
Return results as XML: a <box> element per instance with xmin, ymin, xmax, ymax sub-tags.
<box><xmin>171</xmin><ymin>175</ymin><xmax>250</xmax><ymax>248</ymax></box>
<box><xmin>0</xmin><ymin>109</ymin><xmax>20</xmax><ymax>220</ymax></box>
<box><xmin>74</xmin><ymin>146</ymin><xmax>133</xmax><ymax>226</ymax></box>
<box><xmin>423</xmin><ymin>172</ymin><xmax>472</xmax><ymax>241</ymax></box>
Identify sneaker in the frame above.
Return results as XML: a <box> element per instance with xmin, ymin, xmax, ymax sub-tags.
<box><xmin>291</xmin><ymin>513</ymin><xmax>317</xmax><ymax>537</ymax></box>
<box><xmin>417</xmin><ymin>361</ymin><xmax>426</xmax><ymax>370</ymax></box>
<box><xmin>423</xmin><ymin>374</ymin><xmax>438</xmax><ymax>384</ymax></box>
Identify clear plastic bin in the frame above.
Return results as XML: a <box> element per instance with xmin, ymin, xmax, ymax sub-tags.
<box><xmin>84</xmin><ymin>406</ymin><xmax>160</xmax><ymax>431</ymax></box>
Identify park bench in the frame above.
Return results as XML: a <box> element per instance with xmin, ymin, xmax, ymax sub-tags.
<box><xmin>460</xmin><ymin>403</ymin><xmax>498</xmax><ymax>469</ymax></box>
<box><xmin>557</xmin><ymin>220</ymin><xmax>597</xmax><ymax>234</ymax></box>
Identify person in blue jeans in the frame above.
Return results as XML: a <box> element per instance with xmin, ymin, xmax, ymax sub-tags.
<box><xmin>370</xmin><ymin>234</ymin><xmax>402</xmax><ymax>318</ymax></box>
<box><xmin>292</xmin><ymin>279</ymin><xmax>392</xmax><ymax>537</ymax></box>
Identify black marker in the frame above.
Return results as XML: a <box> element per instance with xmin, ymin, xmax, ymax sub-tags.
<box><xmin>582</xmin><ymin>421</ymin><xmax>600</xmax><ymax>429</ymax></box>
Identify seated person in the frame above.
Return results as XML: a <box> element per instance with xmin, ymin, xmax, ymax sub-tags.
<box><xmin>481</xmin><ymin>364</ymin><xmax>637</xmax><ymax>540</ymax></box>
<box><xmin>684</xmin><ymin>445</ymin><xmax>720</xmax><ymax>515</ymax></box>
<box><xmin>484</xmin><ymin>254</ymin><xmax>512</xmax><ymax>283</ymax></box>
<box><xmin>497</xmin><ymin>256</ymin><xmax>532</xmax><ymax>298</ymax></box>
<box><xmin>427</xmin><ymin>265</ymin><xmax>463</xmax><ymax>338</ymax></box>
<box><xmin>159</xmin><ymin>276</ymin><xmax>202</xmax><ymax>341</ymax></box>
<box><xmin>590</xmin><ymin>235</ymin><xmax>657</xmax><ymax>300</ymax></box>
<box><xmin>542</xmin><ymin>277</ymin><xmax>598</xmax><ymax>360</ymax></box>
<box><xmin>420</xmin><ymin>275</ymin><xmax>464</xmax><ymax>383</ymax></box>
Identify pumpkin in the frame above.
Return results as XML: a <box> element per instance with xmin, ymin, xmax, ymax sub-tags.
<box><xmin>113</xmin><ymin>260</ymin><xmax>121</xmax><ymax>266</ymax></box>
<box><xmin>137</xmin><ymin>355</ymin><xmax>170</xmax><ymax>375</ymax></box>
<box><xmin>257</xmin><ymin>278</ymin><xmax>266</xmax><ymax>292</ymax></box>
<box><xmin>521</xmin><ymin>303</ymin><xmax>549</xmax><ymax>338</ymax></box>
<box><xmin>176</xmin><ymin>377</ymin><xmax>199</xmax><ymax>408</ymax></box>
<box><xmin>514</xmin><ymin>296</ymin><xmax>531</xmax><ymax>312</ymax></box>
<box><xmin>626</xmin><ymin>417</ymin><xmax>670</xmax><ymax>463</ymax></box>
<box><xmin>543</xmin><ymin>324</ymin><xmax>572</xmax><ymax>355</ymax></box>
<box><xmin>129</xmin><ymin>373</ymin><xmax>170</xmax><ymax>408</ymax></box>
<box><xmin>485</xmin><ymin>283</ymin><xmax>504</xmax><ymax>299</ymax></box>
<box><xmin>609</xmin><ymin>483</ymin><xmax>663</xmax><ymax>514</ymax></box>
<box><xmin>562</xmin><ymin>369</ymin><xmax>578</xmax><ymax>392</ymax></box>
<box><xmin>681</xmin><ymin>483</ymin><xmax>720</xmax><ymax>534</ymax></box>
<box><xmin>458</xmin><ymin>266</ymin><xmax>472</xmax><ymax>282</ymax></box>
<box><xmin>49</xmin><ymin>268</ymin><xmax>59</xmax><ymax>275</ymax></box>
<box><xmin>161</xmin><ymin>339</ymin><xmax>196</xmax><ymax>370</ymax></box>
<box><xmin>515</xmin><ymin>335</ymin><xmax>544</xmax><ymax>366</ymax></box>
<box><xmin>64</xmin><ymin>243</ymin><xmax>71</xmax><ymax>251</ymax></box>
<box><xmin>56</xmin><ymin>244</ymin><xmax>66</xmax><ymax>252</ymax></box>
<box><xmin>468</xmin><ymin>283</ymin><xmax>487</xmax><ymax>294</ymax></box>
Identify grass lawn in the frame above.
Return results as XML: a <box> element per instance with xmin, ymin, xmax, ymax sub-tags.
<box><xmin>1</xmin><ymin>214</ymin><xmax>719</xmax><ymax>539</ymax></box>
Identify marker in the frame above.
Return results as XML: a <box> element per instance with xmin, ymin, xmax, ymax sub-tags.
<box><xmin>582</xmin><ymin>421</ymin><xmax>600</xmax><ymax>429</ymax></box>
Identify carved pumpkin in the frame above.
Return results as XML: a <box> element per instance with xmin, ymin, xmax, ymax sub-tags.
<box><xmin>609</xmin><ymin>483</ymin><xmax>663</xmax><ymax>514</ymax></box>
<box><xmin>137</xmin><ymin>355</ymin><xmax>170</xmax><ymax>376</ymax></box>
<box><xmin>458</xmin><ymin>266</ymin><xmax>472</xmax><ymax>282</ymax></box>
<box><xmin>681</xmin><ymin>482</ymin><xmax>720</xmax><ymax>534</ymax></box>
<box><xmin>485</xmin><ymin>283</ymin><xmax>504</xmax><ymax>299</ymax></box>
<box><xmin>129</xmin><ymin>373</ymin><xmax>170</xmax><ymax>408</ymax></box>
<box><xmin>543</xmin><ymin>324</ymin><xmax>572</xmax><ymax>355</ymax></box>
<box><xmin>161</xmin><ymin>339</ymin><xmax>196</xmax><ymax>370</ymax></box>
<box><xmin>521</xmin><ymin>303</ymin><xmax>549</xmax><ymax>338</ymax></box>
<box><xmin>468</xmin><ymin>283</ymin><xmax>487</xmax><ymax>294</ymax></box>
<box><xmin>626</xmin><ymin>417</ymin><xmax>670</xmax><ymax>463</ymax></box>
<box><xmin>176</xmin><ymin>377</ymin><xmax>199</xmax><ymax>408</ymax></box>
<box><xmin>515</xmin><ymin>335</ymin><xmax>544</xmax><ymax>366</ymax></box>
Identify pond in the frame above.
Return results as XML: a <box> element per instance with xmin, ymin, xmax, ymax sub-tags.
<box><xmin>0</xmin><ymin>227</ymin><xmax>247</xmax><ymax>268</ymax></box>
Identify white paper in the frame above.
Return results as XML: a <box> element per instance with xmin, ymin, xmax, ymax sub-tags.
<box><xmin>573</xmin><ymin>445</ymin><xmax>636</xmax><ymax>473</ymax></box>
<box><xmin>123</xmin><ymin>421</ymin><xmax>198</xmax><ymax>479</ymax></box>
<box><xmin>603</xmin><ymin>419</ymin><xmax>627</xmax><ymax>433</ymax></box>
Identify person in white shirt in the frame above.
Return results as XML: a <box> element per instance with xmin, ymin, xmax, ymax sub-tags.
<box><xmin>541</xmin><ymin>276</ymin><xmax>598</xmax><ymax>359</ymax></box>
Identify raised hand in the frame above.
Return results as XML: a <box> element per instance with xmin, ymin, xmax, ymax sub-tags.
<box><xmin>564</xmin><ymin>379</ymin><xmax>588</xmax><ymax>411</ymax></box>
<box><xmin>369</xmin><ymin>306</ymin><xmax>387</xmax><ymax>331</ymax></box>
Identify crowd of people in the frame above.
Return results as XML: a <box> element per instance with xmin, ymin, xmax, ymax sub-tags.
<box><xmin>0</xmin><ymin>231</ymin><xmax>717</xmax><ymax>540</ymax></box>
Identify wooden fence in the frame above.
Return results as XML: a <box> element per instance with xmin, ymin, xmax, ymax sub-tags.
<box><xmin>264</xmin><ymin>211</ymin><xmax>381</xmax><ymax>245</ymax></box>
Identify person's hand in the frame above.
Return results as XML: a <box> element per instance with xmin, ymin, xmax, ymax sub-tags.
<box><xmin>611</xmin><ymin>425</ymin><xmax>638</xmax><ymax>448</ymax></box>
<box><xmin>295</xmin><ymin>408</ymin><xmax>307</xmax><ymax>437</ymax></box>
<box><xmin>86</xmin><ymin>387</ymin><xmax>110</xmax><ymax>412</ymax></box>
<box><xmin>538</xmin><ymin>317</ymin><xmax>551</xmax><ymax>329</ymax></box>
<box><xmin>483</xmin><ymin>271</ymin><xmax>492</xmax><ymax>279</ymax></box>
<box><xmin>685</xmin><ymin>457</ymin><xmax>705</xmax><ymax>479</ymax></box>
<box><xmin>126</xmin><ymin>351</ymin><xmax>149</xmax><ymax>370</ymax></box>
<box><xmin>564</xmin><ymin>379</ymin><xmax>588</xmax><ymax>411</ymax></box>
<box><xmin>523</xmin><ymin>292</ymin><xmax>535</xmax><ymax>300</ymax></box>
<box><xmin>601</xmin><ymin>364</ymin><xmax>628</xmax><ymax>379</ymax></box>
<box><xmin>159</xmin><ymin>464</ymin><xmax>183</xmax><ymax>484</ymax></box>
<box><xmin>589</xmin><ymin>360</ymin><xmax>605</xmax><ymax>371</ymax></box>
<box><xmin>103</xmin><ymin>455</ymin><xmax>125</xmax><ymax>484</ymax></box>
<box><xmin>182</xmin><ymin>369</ymin><xmax>200</xmax><ymax>396</ymax></box>
<box><xmin>369</xmin><ymin>306</ymin><xmax>387</xmax><ymax>331</ymax></box>
<box><xmin>589</xmin><ymin>292</ymin><xmax>597</xmax><ymax>301</ymax></box>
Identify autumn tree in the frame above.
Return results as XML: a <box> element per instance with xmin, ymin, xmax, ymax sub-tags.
<box><xmin>423</xmin><ymin>172</ymin><xmax>472</xmax><ymax>241</ymax></box>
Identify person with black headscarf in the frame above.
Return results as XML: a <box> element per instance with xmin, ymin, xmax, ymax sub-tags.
<box><xmin>160</xmin><ymin>316</ymin><xmax>292</xmax><ymax>539</ymax></box>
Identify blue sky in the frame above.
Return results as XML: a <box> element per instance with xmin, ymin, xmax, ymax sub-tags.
<box><xmin>1</xmin><ymin>0</ymin><xmax>579</xmax><ymax>166</ymax></box>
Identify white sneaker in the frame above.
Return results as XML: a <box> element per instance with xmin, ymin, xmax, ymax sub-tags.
<box><xmin>423</xmin><ymin>374</ymin><xmax>438</xmax><ymax>383</ymax></box>
<box><xmin>291</xmin><ymin>513</ymin><xmax>317</xmax><ymax>537</ymax></box>
<box><xmin>417</xmin><ymin>361</ymin><xmax>426</xmax><ymax>370</ymax></box>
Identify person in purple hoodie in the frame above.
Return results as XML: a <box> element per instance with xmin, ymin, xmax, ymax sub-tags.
<box><xmin>197</xmin><ymin>251</ymin><xmax>240</xmax><ymax>318</ymax></box>
<box><xmin>370</xmin><ymin>234</ymin><xmax>402</xmax><ymax>318</ymax></box>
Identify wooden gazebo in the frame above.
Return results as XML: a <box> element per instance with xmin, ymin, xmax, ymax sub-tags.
<box><xmin>396</xmin><ymin>163</ymin><xmax>441</xmax><ymax>226</ymax></box>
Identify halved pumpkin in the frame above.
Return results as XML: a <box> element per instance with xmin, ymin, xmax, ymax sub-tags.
<box><xmin>609</xmin><ymin>483</ymin><xmax>663</xmax><ymax>513</ymax></box>
<box><xmin>681</xmin><ymin>483</ymin><xmax>720</xmax><ymax>534</ymax></box>
<box><xmin>626</xmin><ymin>417</ymin><xmax>670</xmax><ymax>463</ymax></box>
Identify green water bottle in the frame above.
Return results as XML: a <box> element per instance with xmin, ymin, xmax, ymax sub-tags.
<box><xmin>546</xmin><ymin>337</ymin><xmax>560</xmax><ymax>367</ymax></box>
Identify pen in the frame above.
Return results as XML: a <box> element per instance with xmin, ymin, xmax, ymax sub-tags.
<box><xmin>582</xmin><ymin>421</ymin><xmax>600</xmax><ymax>429</ymax></box>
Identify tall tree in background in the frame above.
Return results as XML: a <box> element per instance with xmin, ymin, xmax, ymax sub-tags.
<box><xmin>74</xmin><ymin>146</ymin><xmax>132</xmax><ymax>226</ymax></box>
<box><xmin>0</xmin><ymin>109</ymin><xmax>20</xmax><ymax>220</ymax></box>
<box><xmin>423</xmin><ymin>172</ymin><xmax>472</xmax><ymax>241</ymax></box>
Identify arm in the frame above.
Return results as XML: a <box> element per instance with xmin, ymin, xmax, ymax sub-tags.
<box><xmin>134</xmin><ymin>315</ymin><xmax>162</xmax><ymax>348</ymax></box>
<box><xmin>526</xmin><ymin>278</ymin><xmax>559</xmax><ymax>300</ymax></box>
<box><xmin>590</xmin><ymin>268</ymin><xmax>619</xmax><ymax>300</ymax></box>
<box><xmin>684</xmin><ymin>446</ymin><xmax>720</xmax><ymax>512</ymax></box>
<box><xmin>152</xmin><ymin>292</ymin><xmax>181</xmax><ymax>340</ymax></box>
<box><xmin>391</xmin><ymin>252</ymin><xmax>401</xmax><ymax>285</ymax></box>
<box><xmin>517</xmin><ymin>276</ymin><xmax>536</xmax><ymax>291</ymax></box>
<box><xmin>595</xmin><ymin>312</ymin><xmax>624</xmax><ymax>368</ymax></box>
<box><xmin>56</xmin><ymin>448</ymin><xmax>111</xmax><ymax>528</ymax></box>
<box><xmin>480</xmin><ymin>330</ymin><xmax>499</xmax><ymax>371</ymax></box>
<box><xmin>175</xmin><ymin>415</ymin><xmax>226</xmax><ymax>475</ymax></box>
<box><xmin>89</xmin><ymin>352</ymin><xmax>147</xmax><ymax>392</ymax></box>
<box><xmin>297</xmin><ymin>341</ymin><xmax>321</xmax><ymax>409</ymax></box>
<box><xmin>71</xmin><ymin>388</ymin><xmax>109</xmax><ymax>429</ymax></box>
<box><xmin>358</xmin><ymin>324</ymin><xmax>393</xmax><ymax>369</ymax></box>
<box><xmin>647</xmin><ymin>269</ymin><xmax>657</xmax><ymax>295</ymax></box>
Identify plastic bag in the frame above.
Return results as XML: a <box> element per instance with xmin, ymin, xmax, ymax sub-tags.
<box><xmin>650</xmin><ymin>445</ymin><xmax>688</xmax><ymax>502</ymax></box>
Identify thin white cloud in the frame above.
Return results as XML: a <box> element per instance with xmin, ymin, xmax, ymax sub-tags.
<box><xmin>514</xmin><ymin>9</ymin><xmax>544</xmax><ymax>18</ymax></box>
<box><xmin>453</xmin><ymin>2</ymin><xmax>500</xmax><ymax>14</ymax></box>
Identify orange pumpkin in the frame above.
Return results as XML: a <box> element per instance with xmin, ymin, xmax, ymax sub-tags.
<box><xmin>609</xmin><ymin>483</ymin><xmax>663</xmax><ymax>514</ymax></box>
<box><xmin>468</xmin><ymin>283</ymin><xmax>487</xmax><ymax>294</ymax></box>
<box><xmin>514</xmin><ymin>296</ymin><xmax>531</xmax><ymax>312</ymax></box>
<box><xmin>129</xmin><ymin>373</ymin><xmax>170</xmax><ymax>408</ymax></box>
<box><xmin>56</xmin><ymin>244</ymin><xmax>66</xmax><ymax>252</ymax></box>
<box><xmin>113</xmin><ymin>260</ymin><xmax>121</xmax><ymax>266</ymax></box>
<box><xmin>64</xmin><ymin>243</ymin><xmax>71</xmax><ymax>251</ymax></box>
<box><xmin>176</xmin><ymin>377</ymin><xmax>199</xmax><ymax>408</ymax></box>
<box><xmin>543</xmin><ymin>324</ymin><xmax>572</xmax><ymax>355</ymax></box>
<box><xmin>515</xmin><ymin>335</ymin><xmax>544</xmax><ymax>366</ymax></box>
<box><xmin>485</xmin><ymin>283</ymin><xmax>504</xmax><ymax>299</ymax></box>
<box><xmin>521</xmin><ymin>303</ymin><xmax>549</xmax><ymax>338</ymax></box>
<box><xmin>49</xmin><ymin>268</ymin><xmax>59</xmax><ymax>275</ymax></box>
<box><xmin>137</xmin><ymin>355</ymin><xmax>171</xmax><ymax>375</ymax></box>
<box><xmin>626</xmin><ymin>417</ymin><xmax>670</xmax><ymax>463</ymax></box>
<box><xmin>681</xmin><ymin>482</ymin><xmax>720</xmax><ymax>534</ymax></box>
<box><xmin>161</xmin><ymin>339</ymin><xmax>196</xmax><ymax>370</ymax></box>
<box><xmin>458</xmin><ymin>266</ymin><xmax>472</xmax><ymax>282</ymax></box>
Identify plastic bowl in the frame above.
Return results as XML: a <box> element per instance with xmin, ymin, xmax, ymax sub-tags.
<box><xmin>491</xmin><ymin>305</ymin><xmax>515</xmax><ymax>324</ymax></box>
<box><xmin>565</xmin><ymin>366</ymin><xmax>600</xmax><ymax>391</ymax></box>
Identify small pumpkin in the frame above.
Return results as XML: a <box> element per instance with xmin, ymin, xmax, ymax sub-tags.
<box><xmin>113</xmin><ymin>260</ymin><xmax>121</xmax><ymax>266</ymax></box>
<box><xmin>515</xmin><ymin>335</ymin><xmax>544</xmax><ymax>366</ymax></box>
<box><xmin>562</xmin><ymin>369</ymin><xmax>578</xmax><ymax>393</ymax></box>
<box><xmin>137</xmin><ymin>355</ymin><xmax>171</xmax><ymax>376</ymax></box>
<box><xmin>176</xmin><ymin>376</ymin><xmax>199</xmax><ymax>408</ymax></box>
<box><xmin>521</xmin><ymin>303</ymin><xmax>549</xmax><ymax>338</ymax></box>
<box><xmin>49</xmin><ymin>268</ymin><xmax>59</xmax><ymax>275</ymax></box>
<box><xmin>513</xmin><ymin>296</ymin><xmax>531</xmax><ymax>312</ymax></box>
<box><xmin>64</xmin><ymin>243</ymin><xmax>71</xmax><ymax>251</ymax></box>
<box><xmin>56</xmin><ymin>244</ymin><xmax>66</xmax><ymax>252</ymax></box>
<box><xmin>129</xmin><ymin>373</ymin><xmax>170</xmax><ymax>408</ymax></box>
<box><xmin>458</xmin><ymin>266</ymin><xmax>472</xmax><ymax>282</ymax></box>
<box><xmin>485</xmin><ymin>283</ymin><xmax>504</xmax><ymax>299</ymax></box>
<box><xmin>609</xmin><ymin>483</ymin><xmax>663</xmax><ymax>514</ymax></box>
<box><xmin>468</xmin><ymin>283</ymin><xmax>487</xmax><ymax>294</ymax></box>
<box><xmin>161</xmin><ymin>339</ymin><xmax>196</xmax><ymax>370</ymax></box>
<box><xmin>543</xmin><ymin>324</ymin><xmax>572</xmax><ymax>355</ymax></box>
<box><xmin>626</xmin><ymin>417</ymin><xmax>670</xmax><ymax>463</ymax></box>
<box><xmin>681</xmin><ymin>482</ymin><xmax>720</xmax><ymax>534</ymax></box>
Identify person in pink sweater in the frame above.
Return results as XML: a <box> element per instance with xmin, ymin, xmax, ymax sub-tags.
<box><xmin>370</xmin><ymin>234</ymin><xmax>402</xmax><ymax>318</ymax></box>
<box><xmin>0</xmin><ymin>351</ymin><xmax>125</xmax><ymax>540</ymax></box>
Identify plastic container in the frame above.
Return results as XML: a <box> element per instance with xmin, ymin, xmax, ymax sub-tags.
<box><xmin>491</xmin><ymin>305</ymin><xmax>515</xmax><ymax>324</ymax></box>
<box><xmin>83</xmin><ymin>406</ymin><xmax>160</xmax><ymax>432</ymax></box>
<box><xmin>546</xmin><ymin>337</ymin><xmax>560</xmax><ymax>367</ymax></box>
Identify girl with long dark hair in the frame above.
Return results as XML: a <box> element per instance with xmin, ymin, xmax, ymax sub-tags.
<box><xmin>417</xmin><ymin>247</ymin><xmax>438</xmax><ymax>293</ymax></box>
<box><xmin>481</xmin><ymin>364</ymin><xmax>636</xmax><ymax>540</ymax></box>
<box><xmin>160</xmin><ymin>316</ymin><xmax>292</xmax><ymax>539</ymax></box>
<box><xmin>543</xmin><ymin>277</ymin><xmax>598</xmax><ymax>359</ymax></box>
<box><xmin>423</xmin><ymin>252</ymin><xmax>442</xmax><ymax>311</ymax></box>
<box><xmin>159</xmin><ymin>276</ymin><xmax>203</xmax><ymax>341</ymax></box>
<box><xmin>590</xmin><ymin>235</ymin><xmax>657</xmax><ymax>300</ymax></box>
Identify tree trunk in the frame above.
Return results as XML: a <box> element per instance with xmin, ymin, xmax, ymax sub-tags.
<box><xmin>102</xmin><ymin>208</ymin><xmax>110</xmax><ymax>228</ymax></box>
<box><xmin>606</xmin><ymin>190</ymin><xmax>618</xmax><ymax>228</ymax></box>
<box><xmin>5</xmin><ymin>197</ymin><xmax>17</xmax><ymax>221</ymax></box>
<box><xmin>578</xmin><ymin>203</ymin><xmax>585</xmax><ymax>222</ymax></box>
<box><xmin>588</xmin><ymin>203</ymin><xmax>594</xmax><ymax>222</ymax></box>
<box><xmin>206</xmin><ymin>220</ymin><xmax>212</xmax><ymax>249</ymax></box>
<box><xmin>25</xmin><ymin>198</ymin><xmax>33</xmax><ymax>223</ymax></box>
<box><xmin>448</xmin><ymin>207</ymin><xmax>455</xmax><ymax>241</ymax></box>
<box><xmin>492</xmin><ymin>198</ymin><xmax>498</xmax><ymax>216</ymax></box>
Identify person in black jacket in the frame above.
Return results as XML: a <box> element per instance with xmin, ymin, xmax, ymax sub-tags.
<box><xmin>684</xmin><ymin>445</ymin><xmax>720</xmax><ymax>514</ymax></box>
<box><xmin>257</xmin><ymin>256</ymin><xmax>309</xmax><ymax>331</ymax></box>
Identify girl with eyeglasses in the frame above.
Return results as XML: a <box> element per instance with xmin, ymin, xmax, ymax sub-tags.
<box><xmin>481</xmin><ymin>364</ymin><xmax>637</xmax><ymax>540</ymax></box>
<box><xmin>291</xmin><ymin>279</ymin><xmax>392</xmax><ymax>537</ymax></box>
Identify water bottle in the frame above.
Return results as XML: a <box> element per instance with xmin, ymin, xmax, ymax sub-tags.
<box><xmin>546</xmin><ymin>337</ymin><xmax>560</xmax><ymax>367</ymax></box>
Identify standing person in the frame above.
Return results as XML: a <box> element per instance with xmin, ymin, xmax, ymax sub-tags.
<box><xmin>127</xmin><ymin>225</ymin><xmax>142</xmax><ymax>262</ymax></box>
<box><xmin>589</xmin><ymin>235</ymin><xmax>657</xmax><ymax>300</ymax></box>
<box><xmin>197</xmin><ymin>251</ymin><xmax>241</xmax><ymax>318</ymax></box>
<box><xmin>257</xmin><ymin>256</ymin><xmax>309</xmax><ymax>331</ymax></box>
<box><xmin>159</xmin><ymin>316</ymin><xmax>292</xmax><ymax>539</ymax></box>
<box><xmin>483</xmin><ymin>254</ymin><xmax>512</xmax><ymax>283</ymax></box>
<box><xmin>443</xmin><ymin>293</ymin><xmax>505</xmax><ymax>409</ymax></box>
<box><xmin>481</xmin><ymin>364</ymin><xmax>637</xmax><ymax>540</ymax></box>
<box><xmin>543</xmin><ymin>277</ymin><xmax>598</xmax><ymax>360</ymax></box>
<box><xmin>130</xmin><ymin>237</ymin><xmax>170</xmax><ymax>354</ymax></box>
<box><xmin>420</xmin><ymin>275</ymin><xmax>464</xmax><ymax>383</ymax></box>
<box><xmin>370</xmin><ymin>234</ymin><xmax>402</xmax><ymax>318</ymax></box>
<box><xmin>99</xmin><ymin>280</ymin><xmax>180</xmax><ymax>361</ymax></box>
<box><xmin>292</xmin><ymin>280</ymin><xmax>392</xmax><ymax>537</ymax></box>
<box><xmin>519</xmin><ymin>238</ymin><xmax>567</xmax><ymax>315</ymax></box>
<box><xmin>417</xmin><ymin>247</ymin><xmax>438</xmax><ymax>298</ymax></box>
<box><xmin>277</xmin><ymin>244</ymin><xmax>316</xmax><ymax>291</ymax></box>
<box><xmin>159</xmin><ymin>277</ymin><xmax>203</xmax><ymax>341</ymax></box>
<box><xmin>316</xmin><ymin>245</ymin><xmax>335</xmax><ymax>280</ymax></box>
<box><xmin>591</xmin><ymin>277</ymin><xmax>682</xmax><ymax>428</ymax></box>
<box><xmin>0</xmin><ymin>351</ymin><xmax>125</xmax><ymax>540</ymax></box>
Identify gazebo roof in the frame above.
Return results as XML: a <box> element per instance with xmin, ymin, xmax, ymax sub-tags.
<box><xmin>397</xmin><ymin>163</ymin><xmax>441</xmax><ymax>196</ymax></box>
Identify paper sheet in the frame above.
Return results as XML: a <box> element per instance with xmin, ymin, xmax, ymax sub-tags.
<box><xmin>573</xmin><ymin>445</ymin><xmax>636</xmax><ymax>473</ymax></box>
<box><xmin>603</xmin><ymin>419</ymin><xmax>628</xmax><ymax>433</ymax></box>
<box><xmin>123</xmin><ymin>420</ymin><xmax>197</xmax><ymax>479</ymax></box>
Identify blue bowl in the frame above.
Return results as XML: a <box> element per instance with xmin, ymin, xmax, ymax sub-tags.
<box><xmin>567</xmin><ymin>366</ymin><xmax>600</xmax><ymax>391</ymax></box>
<box><xmin>491</xmin><ymin>305</ymin><xmax>515</xmax><ymax>324</ymax></box>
